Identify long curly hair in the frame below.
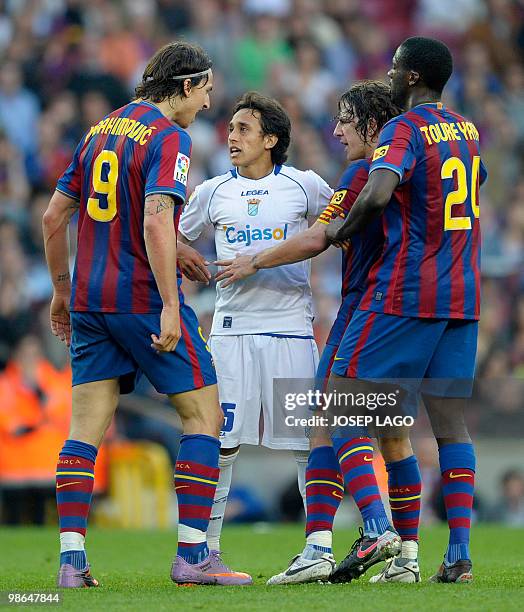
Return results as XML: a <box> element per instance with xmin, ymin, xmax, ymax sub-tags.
<box><xmin>337</xmin><ymin>80</ymin><xmax>402</xmax><ymax>144</ymax></box>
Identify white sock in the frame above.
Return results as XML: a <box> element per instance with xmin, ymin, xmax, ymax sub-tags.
<box><xmin>178</xmin><ymin>524</ymin><xmax>206</xmax><ymax>544</ymax></box>
<box><xmin>302</xmin><ymin>531</ymin><xmax>333</xmax><ymax>559</ymax></box>
<box><xmin>60</xmin><ymin>532</ymin><xmax>85</xmax><ymax>553</ymax></box>
<box><xmin>306</xmin><ymin>530</ymin><xmax>333</xmax><ymax>550</ymax></box>
<box><xmin>207</xmin><ymin>450</ymin><xmax>238</xmax><ymax>551</ymax></box>
<box><xmin>294</xmin><ymin>450</ymin><xmax>309</xmax><ymax>514</ymax></box>
<box><xmin>401</xmin><ymin>540</ymin><xmax>418</xmax><ymax>560</ymax></box>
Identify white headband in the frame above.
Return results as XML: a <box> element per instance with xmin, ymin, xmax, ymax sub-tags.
<box><xmin>145</xmin><ymin>68</ymin><xmax>211</xmax><ymax>82</ymax></box>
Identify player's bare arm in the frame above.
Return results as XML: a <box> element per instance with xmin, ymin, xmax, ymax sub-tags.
<box><xmin>42</xmin><ymin>190</ymin><xmax>79</xmax><ymax>346</ymax></box>
<box><xmin>143</xmin><ymin>193</ymin><xmax>181</xmax><ymax>352</ymax></box>
<box><xmin>177</xmin><ymin>233</ymin><xmax>212</xmax><ymax>284</ymax></box>
<box><xmin>327</xmin><ymin>169</ymin><xmax>399</xmax><ymax>243</ymax></box>
<box><xmin>214</xmin><ymin>220</ymin><xmax>330</xmax><ymax>288</ymax></box>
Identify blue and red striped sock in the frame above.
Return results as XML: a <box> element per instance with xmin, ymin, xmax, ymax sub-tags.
<box><xmin>175</xmin><ymin>434</ymin><xmax>220</xmax><ymax>564</ymax></box>
<box><xmin>334</xmin><ymin>437</ymin><xmax>390</xmax><ymax>538</ymax></box>
<box><xmin>387</xmin><ymin>455</ymin><xmax>422</xmax><ymax>542</ymax></box>
<box><xmin>304</xmin><ymin>446</ymin><xmax>344</xmax><ymax>552</ymax></box>
<box><xmin>56</xmin><ymin>439</ymin><xmax>97</xmax><ymax>569</ymax></box>
<box><xmin>439</xmin><ymin>442</ymin><xmax>475</xmax><ymax>565</ymax></box>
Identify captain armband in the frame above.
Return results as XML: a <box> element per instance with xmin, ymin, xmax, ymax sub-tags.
<box><xmin>318</xmin><ymin>202</ymin><xmax>346</xmax><ymax>225</ymax></box>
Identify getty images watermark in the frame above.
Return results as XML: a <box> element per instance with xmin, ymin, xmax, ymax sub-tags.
<box><xmin>283</xmin><ymin>388</ymin><xmax>415</xmax><ymax>428</ymax></box>
<box><xmin>271</xmin><ymin>377</ymin><xmax>523</xmax><ymax>440</ymax></box>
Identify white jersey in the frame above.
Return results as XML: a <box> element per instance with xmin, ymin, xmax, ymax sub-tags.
<box><xmin>179</xmin><ymin>165</ymin><xmax>333</xmax><ymax>336</ymax></box>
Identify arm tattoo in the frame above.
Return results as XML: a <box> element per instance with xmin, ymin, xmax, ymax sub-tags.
<box><xmin>56</xmin><ymin>272</ymin><xmax>70</xmax><ymax>282</ymax></box>
<box><xmin>144</xmin><ymin>194</ymin><xmax>175</xmax><ymax>216</ymax></box>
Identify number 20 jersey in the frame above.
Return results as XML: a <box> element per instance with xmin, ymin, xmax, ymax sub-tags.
<box><xmin>362</xmin><ymin>102</ymin><xmax>487</xmax><ymax>320</ymax></box>
<box><xmin>56</xmin><ymin>100</ymin><xmax>190</xmax><ymax>313</ymax></box>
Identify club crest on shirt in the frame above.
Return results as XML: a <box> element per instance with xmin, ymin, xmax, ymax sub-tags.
<box><xmin>247</xmin><ymin>198</ymin><xmax>261</xmax><ymax>216</ymax></box>
<box><xmin>174</xmin><ymin>152</ymin><xmax>190</xmax><ymax>185</ymax></box>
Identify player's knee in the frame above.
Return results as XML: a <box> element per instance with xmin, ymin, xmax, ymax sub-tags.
<box><xmin>70</xmin><ymin>381</ymin><xmax>119</xmax><ymax>447</ymax></box>
<box><xmin>69</xmin><ymin>411</ymin><xmax>112</xmax><ymax>448</ymax></box>
<box><xmin>190</xmin><ymin>407</ymin><xmax>222</xmax><ymax>437</ymax></box>
<box><xmin>424</xmin><ymin>394</ymin><xmax>470</xmax><ymax>441</ymax></box>
<box><xmin>207</xmin><ymin>401</ymin><xmax>224</xmax><ymax>436</ymax></box>
<box><xmin>170</xmin><ymin>385</ymin><xmax>222</xmax><ymax>437</ymax></box>
<box><xmin>181</xmin><ymin>398</ymin><xmax>222</xmax><ymax>437</ymax></box>
<box><xmin>378</xmin><ymin>435</ymin><xmax>412</xmax><ymax>463</ymax></box>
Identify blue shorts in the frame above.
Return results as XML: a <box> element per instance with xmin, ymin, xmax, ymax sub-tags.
<box><xmin>70</xmin><ymin>304</ymin><xmax>217</xmax><ymax>395</ymax></box>
<box><xmin>331</xmin><ymin>310</ymin><xmax>478</xmax><ymax>397</ymax></box>
<box><xmin>316</xmin><ymin>305</ymin><xmax>357</xmax><ymax>390</ymax></box>
<box><xmin>316</xmin><ymin>343</ymin><xmax>338</xmax><ymax>391</ymax></box>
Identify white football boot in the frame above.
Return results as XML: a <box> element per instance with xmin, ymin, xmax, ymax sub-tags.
<box><xmin>267</xmin><ymin>552</ymin><xmax>336</xmax><ymax>585</ymax></box>
<box><xmin>370</xmin><ymin>540</ymin><xmax>420</xmax><ymax>583</ymax></box>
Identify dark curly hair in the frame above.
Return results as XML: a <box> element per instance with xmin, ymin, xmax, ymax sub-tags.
<box><xmin>232</xmin><ymin>92</ymin><xmax>291</xmax><ymax>166</ymax></box>
<box><xmin>135</xmin><ymin>42</ymin><xmax>212</xmax><ymax>103</ymax></box>
<box><xmin>336</xmin><ymin>80</ymin><xmax>402</xmax><ymax>144</ymax></box>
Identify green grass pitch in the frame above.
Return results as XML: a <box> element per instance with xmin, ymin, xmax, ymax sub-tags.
<box><xmin>1</xmin><ymin>524</ymin><xmax>523</xmax><ymax>611</ymax></box>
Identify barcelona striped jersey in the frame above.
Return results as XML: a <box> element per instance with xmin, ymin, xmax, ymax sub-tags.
<box><xmin>56</xmin><ymin>100</ymin><xmax>191</xmax><ymax>313</ymax></box>
<box><xmin>362</xmin><ymin>103</ymin><xmax>487</xmax><ymax>320</ymax></box>
<box><xmin>318</xmin><ymin>159</ymin><xmax>383</xmax><ymax>346</ymax></box>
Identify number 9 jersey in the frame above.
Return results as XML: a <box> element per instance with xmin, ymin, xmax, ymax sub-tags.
<box><xmin>56</xmin><ymin>100</ymin><xmax>191</xmax><ymax>313</ymax></box>
<box><xmin>362</xmin><ymin>102</ymin><xmax>487</xmax><ymax>320</ymax></box>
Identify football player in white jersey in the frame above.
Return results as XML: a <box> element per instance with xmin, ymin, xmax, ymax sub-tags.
<box><xmin>178</xmin><ymin>92</ymin><xmax>333</xmax><ymax>565</ymax></box>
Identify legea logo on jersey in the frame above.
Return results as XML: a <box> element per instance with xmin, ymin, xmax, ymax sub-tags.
<box><xmin>224</xmin><ymin>223</ymin><xmax>288</xmax><ymax>246</ymax></box>
<box><xmin>241</xmin><ymin>190</ymin><xmax>269</xmax><ymax>196</ymax></box>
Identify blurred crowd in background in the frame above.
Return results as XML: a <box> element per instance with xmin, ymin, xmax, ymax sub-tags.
<box><xmin>0</xmin><ymin>0</ymin><xmax>523</xmax><ymax>525</ymax></box>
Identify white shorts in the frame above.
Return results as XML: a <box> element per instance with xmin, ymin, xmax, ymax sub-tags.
<box><xmin>208</xmin><ymin>334</ymin><xmax>319</xmax><ymax>450</ymax></box>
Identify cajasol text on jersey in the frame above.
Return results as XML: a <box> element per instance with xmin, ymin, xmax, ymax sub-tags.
<box><xmin>223</xmin><ymin>223</ymin><xmax>289</xmax><ymax>246</ymax></box>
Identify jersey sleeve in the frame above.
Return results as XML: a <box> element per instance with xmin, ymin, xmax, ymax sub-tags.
<box><xmin>369</xmin><ymin>117</ymin><xmax>417</xmax><ymax>184</ymax></box>
<box><xmin>178</xmin><ymin>184</ymin><xmax>211</xmax><ymax>241</ymax></box>
<box><xmin>317</xmin><ymin>162</ymin><xmax>368</xmax><ymax>225</ymax></box>
<box><xmin>303</xmin><ymin>170</ymin><xmax>334</xmax><ymax>217</ymax></box>
<box><xmin>56</xmin><ymin>139</ymin><xmax>83</xmax><ymax>200</ymax></box>
<box><xmin>145</xmin><ymin>128</ymin><xmax>192</xmax><ymax>202</ymax></box>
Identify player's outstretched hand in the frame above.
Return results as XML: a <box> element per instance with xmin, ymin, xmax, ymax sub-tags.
<box><xmin>214</xmin><ymin>254</ymin><xmax>257</xmax><ymax>287</ymax></box>
<box><xmin>50</xmin><ymin>292</ymin><xmax>71</xmax><ymax>347</ymax></box>
<box><xmin>177</xmin><ymin>242</ymin><xmax>211</xmax><ymax>284</ymax></box>
<box><xmin>151</xmin><ymin>304</ymin><xmax>181</xmax><ymax>352</ymax></box>
<box><xmin>325</xmin><ymin>217</ymin><xmax>351</xmax><ymax>249</ymax></box>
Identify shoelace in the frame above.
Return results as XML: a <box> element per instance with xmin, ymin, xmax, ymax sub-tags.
<box><xmin>75</xmin><ymin>568</ymin><xmax>97</xmax><ymax>585</ymax></box>
<box><xmin>212</xmin><ymin>550</ymin><xmax>232</xmax><ymax>571</ymax></box>
<box><xmin>348</xmin><ymin>526</ymin><xmax>365</xmax><ymax>555</ymax></box>
<box><xmin>287</xmin><ymin>553</ymin><xmax>302</xmax><ymax>567</ymax></box>
<box><xmin>379</xmin><ymin>558</ymin><xmax>394</xmax><ymax>578</ymax></box>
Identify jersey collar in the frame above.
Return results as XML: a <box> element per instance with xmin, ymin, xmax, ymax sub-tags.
<box><xmin>133</xmin><ymin>100</ymin><xmax>162</xmax><ymax>112</ymax></box>
<box><xmin>230</xmin><ymin>165</ymin><xmax>281</xmax><ymax>180</ymax></box>
<box><xmin>413</xmin><ymin>101</ymin><xmax>444</xmax><ymax>110</ymax></box>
